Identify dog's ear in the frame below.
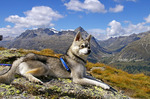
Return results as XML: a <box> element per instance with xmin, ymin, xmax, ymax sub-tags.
<box><xmin>86</xmin><ymin>34</ymin><xmax>92</xmax><ymax>42</ymax></box>
<box><xmin>74</xmin><ymin>32</ymin><xmax>83</xmax><ymax>41</ymax></box>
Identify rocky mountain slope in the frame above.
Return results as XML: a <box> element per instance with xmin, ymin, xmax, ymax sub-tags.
<box><xmin>112</xmin><ymin>33</ymin><xmax>150</xmax><ymax>62</ymax></box>
<box><xmin>7</xmin><ymin>27</ymin><xmax>110</xmax><ymax>62</ymax></box>
<box><xmin>99</xmin><ymin>31</ymin><xmax>150</xmax><ymax>53</ymax></box>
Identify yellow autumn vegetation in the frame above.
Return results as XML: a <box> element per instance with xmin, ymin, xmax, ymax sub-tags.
<box><xmin>86</xmin><ymin>62</ymin><xmax>150</xmax><ymax>98</ymax></box>
<box><xmin>18</xmin><ymin>48</ymin><xmax>62</xmax><ymax>58</ymax></box>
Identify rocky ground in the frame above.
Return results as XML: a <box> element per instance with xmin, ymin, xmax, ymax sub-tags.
<box><xmin>0</xmin><ymin>66</ymin><xmax>129</xmax><ymax>99</ymax></box>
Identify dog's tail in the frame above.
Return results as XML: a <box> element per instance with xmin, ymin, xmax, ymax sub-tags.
<box><xmin>0</xmin><ymin>57</ymin><xmax>25</xmax><ymax>84</ymax></box>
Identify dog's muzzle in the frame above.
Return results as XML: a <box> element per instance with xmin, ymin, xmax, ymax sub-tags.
<box><xmin>87</xmin><ymin>50</ymin><xmax>91</xmax><ymax>54</ymax></box>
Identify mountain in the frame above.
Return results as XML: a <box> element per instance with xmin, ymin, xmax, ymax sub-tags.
<box><xmin>99</xmin><ymin>31</ymin><xmax>150</xmax><ymax>54</ymax></box>
<box><xmin>0</xmin><ymin>36</ymin><xmax>15</xmax><ymax>47</ymax></box>
<box><xmin>7</xmin><ymin>27</ymin><xmax>110</xmax><ymax>62</ymax></box>
<box><xmin>108</xmin><ymin>31</ymin><xmax>150</xmax><ymax>76</ymax></box>
<box><xmin>112</xmin><ymin>32</ymin><xmax>150</xmax><ymax>62</ymax></box>
<box><xmin>98</xmin><ymin>34</ymin><xmax>141</xmax><ymax>53</ymax></box>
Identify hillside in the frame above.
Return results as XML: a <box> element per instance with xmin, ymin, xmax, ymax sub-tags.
<box><xmin>0</xmin><ymin>48</ymin><xmax>150</xmax><ymax>98</ymax></box>
<box><xmin>7</xmin><ymin>27</ymin><xmax>110</xmax><ymax>62</ymax></box>
<box><xmin>112</xmin><ymin>33</ymin><xmax>150</xmax><ymax>62</ymax></box>
<box><xmin>98</xmin><ymin>31</ymin><xmax>150</xmax><ymax>53</ymax></box>
<box><xmin>97</xmin><ymin>31</ymin><xmax>150</xmax><ymax>76</ymax></box>
<box><xmin>105</xmin><ymin>32</ymin><xmax>150</xmax><ymax>76</ymax></box>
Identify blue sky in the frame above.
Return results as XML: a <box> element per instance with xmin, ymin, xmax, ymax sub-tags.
<box><xmin>0</xmin><ymin>0</ymin><xmax>150</xmax><ymax>40</ymax></box>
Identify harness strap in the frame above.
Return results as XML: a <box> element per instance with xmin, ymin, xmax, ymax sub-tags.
<box><xmin>0</xmin><ymin>64</ymin><xmax>12</xmax><ymax>66</ymax></box>
<box><xmin>60</xmin><ymin>58</ymin><xmax>71</xmax><ymax>72</ymax></box>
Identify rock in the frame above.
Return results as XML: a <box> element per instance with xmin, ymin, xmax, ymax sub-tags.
<box><xmin>91</xmin><ymin>67</ymin><xmax>106</xmax><ymax>71</ymax></box>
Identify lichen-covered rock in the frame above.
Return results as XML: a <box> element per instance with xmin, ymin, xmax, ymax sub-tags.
<box><xmin>0</xmin><ymin>49</ymin><xmax>24</xmax><ymax>64</ymax></box>
<box><xmin>0</xmin><ymin>66</ymin><xmax>129</xmax><ymax>99</ymax></box>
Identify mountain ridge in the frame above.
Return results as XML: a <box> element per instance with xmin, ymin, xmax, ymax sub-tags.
<box><xmin>7</xmin><ymin>27</ymin><xmax>110</xmax><ymax>62</ymax></box>
<box><xmin>112</xmin><ymin>33</ymin><xmax>150</xmax><ymax>62</ymax></box>
<box><xmin>1</xmin><ymin>27</ymin><xmax>150</xmax><ymax>63</ymax></box>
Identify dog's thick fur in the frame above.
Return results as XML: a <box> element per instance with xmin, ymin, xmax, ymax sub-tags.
<box><xmin>0</xmin><ymin>32</ymin><xmax>116</xmax><ymax>91</ymax></box>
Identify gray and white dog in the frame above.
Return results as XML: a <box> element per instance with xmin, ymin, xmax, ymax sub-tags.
<box><xmin>0</xmin><ymin>32</ymin><xmax>116</xmax><ymax>91</ymax></box>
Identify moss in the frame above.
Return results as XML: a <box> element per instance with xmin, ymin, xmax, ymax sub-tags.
<box><xmin>16</xmin><ymin>90</ymin><xmax>21</xmax><ymax>94</ymax></box>
<box><xmin>0</xmin><ymin>92</ymin><xmax>5</xmax><ymax>96</ymax></box>
<box><xmin>65</xmin><ymin>79</ymin><xmax>72</xmax><ymax>83</ymax></box>
<box><xmin>35</xmin><ymin>96</ymin><xmax>41</xmax><ymax>99</ymax></box>
<box><xmin>0</xmin><ymin>84</ymin><xmax>22</xmax><ymax>96</ymax></box>
<box><xmin>94</xmin><ymin>86</ymin><xmax>103</xmax><ymax>92</ymax></box>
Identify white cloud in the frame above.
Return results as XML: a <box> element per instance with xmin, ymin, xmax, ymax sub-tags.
<box><xmin>0</xmin><ymin>26</ymin><xmax>25</xmax><ymax>37</ymax></box>
<box><xmin>0</xmin><ymin>6</ymin><xmax>63</xmax><ymax>37</ymax></box>
<box><xmin>125</xmin><ymin>22</ymin><xmax>150</xmax><ymax>34</ymax></box>
<box><xmin>5</xmin><ymin>6</ymin><xmax>63</xmax><ymax>28</ymax></box>
<box><xmin>144</xmin><ymin>14</ymin><xmax>150</xmax><ymax>23</ymax></box>
<box><xmin>87</xmin><ymin>29</ymin><xmax>107</xmax><ymax>40</ymax></box>
<box><xmin>64</xmin><ymin>0</ymin><xmax>107</xmax><ymax>13</ymax></box>
<box><xmin>106</xmin><ymin>20</ymin><xmax>150</xmax><ymax>38</ymax></box>
<box><xmin>106</xmin><ymin>20</ymin><xmax>125</xmax><ymax>37</ymax></box>
<box><xmin>109</xmin><ymin>5</ymin><xmax>124</xmax><ymax>13</ymax></box>
<box><xmin>114</xmin><ymin>0</ymin><xmax>136</xmax><ymax>2</ymax></box>
<box><xmin>90</xmin><ymin>17</ymin><xmax>150</xmax><ymax>40</ymax></box>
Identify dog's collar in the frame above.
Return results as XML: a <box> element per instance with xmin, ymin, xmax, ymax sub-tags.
<box><xmin>72</xmin><ymin>53</ymin><xmax>86</xmax><ymax>64</ymax></box>
<box><xmin>60</xmin><ymin>58</ymin><xmax>71</xmax><ymax>72</ymax></box>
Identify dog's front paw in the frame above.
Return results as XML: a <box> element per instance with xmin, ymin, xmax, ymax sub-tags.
<box><xmin>103</xmin><ymin>85</ymin><xmax>110</xmax><ymax>90</ymax></box>
<box><xmin>109</xmin><ymin>87</ymin><xmax>118</xmax><ymax>92</ymax></box>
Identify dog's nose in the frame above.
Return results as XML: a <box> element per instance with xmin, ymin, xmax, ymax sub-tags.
<box><xmin>88</xmin><ymin>50</ymin><xmax>91</xmax><ymax>54</ymax></box>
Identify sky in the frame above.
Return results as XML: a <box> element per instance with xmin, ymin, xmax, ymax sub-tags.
<box><xmin>0</xmin><ymin>0</ymin><xmax>150</xmax><ymax>40</ymax></box>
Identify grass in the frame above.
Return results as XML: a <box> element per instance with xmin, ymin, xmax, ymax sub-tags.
<box><xmin>86</xmin><ymin>62</ymin><xmax>150</xmax><ymax>98</ymax></box>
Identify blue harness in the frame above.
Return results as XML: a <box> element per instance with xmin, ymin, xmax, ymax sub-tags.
<box><xmin>60</xmin><ymin>58</ymin><xmax>71</xmax><ymax>72</ymax></box>
<box><xmin>0</xmin><ymin>64</ymin><xmax>12</xmax><ymax>66</ymax></box>
<box><xmin>0</xmin><ymin>59</ymin><xmax>71</xmax><ymax>72</ymax></box>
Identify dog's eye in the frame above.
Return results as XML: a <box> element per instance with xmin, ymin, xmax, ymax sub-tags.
<box><xmin>81</xmin><ymin>45</ymin><xmax>84</xmax><ymax>48</ymax></box>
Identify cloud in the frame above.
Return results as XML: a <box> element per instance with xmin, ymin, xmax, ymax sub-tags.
<box><xmin>90</xmin><ymin>16</ymin><xmax>150</xmax><ymax>40</ymax></box>
<box><xmin>87</xmin><ymin>29</ymin><xmax>107</xmax><ymax>40</ymax></box>
<box><xmin>0</xmin><ymin>26</ymin><xmax>25</xmax><ymax>37</ymax></box>
<box><xmin>114</xmin><ymin>0</ymin><xmax>136</xmax><ymax>2</ymax></box>
<box><xmin>106</xmin><ymin>20</ymin><xmax>125</xmax><ymax>37</ymax></box>
<box><xmin>109</xmin><ymin>5</ymin><xmax>124</xmax><ymax>13</ymax></box>
<box><xmin>0</xmin><ymin>6</ymin><xmax>63</xmax><ymax>37</ymax></box>
<box><xmin>106</xmin><ymin>20</ymin><xmax>150</xmax><ymax>38</ymax></box>
<box><xmin>5</xmin><ymin>6</ymin><xmax>63</xmax><ymax>28</ymax></box>
<box><xmin>64</xmin><ymin>0</ymin><xmax>107</xmax><ymax>13</ymax></box>
<box><xmin>144</xmin><ymin>14</ymin><xmax>150</xmax><ymax>23</ymax></box>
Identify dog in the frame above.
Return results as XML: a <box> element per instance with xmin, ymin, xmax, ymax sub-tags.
<box><xmin>0</xmin><ymin>32</ymin><xmax>116</xmax><ymax>91</ymax></box>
